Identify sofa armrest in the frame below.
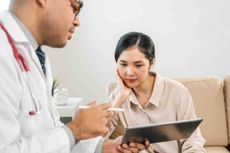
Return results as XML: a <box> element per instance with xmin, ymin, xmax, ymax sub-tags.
<box><xmin>224</xmin><ymin>76</ymin><xmax>230</xmax><ymax>146</ymax></box>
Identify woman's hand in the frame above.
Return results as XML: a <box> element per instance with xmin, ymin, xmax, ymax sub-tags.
<box><xmin>111</xmin><ymin>136</ymin><xmax>152</xmax><ymax>153</ymax></box>
<box><xmin>113</xmin><ymin>70</ymin><xmax>131</xmax><ymax>107</ymax></box>
<box><xmin>116</xmin><ymin>70</ymin><xmax>131</xmax><ymax>97</ymax></box>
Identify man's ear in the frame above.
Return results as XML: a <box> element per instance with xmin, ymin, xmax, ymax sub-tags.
<box><xmin>35</xmin><ymin>0</ymin><xmax>48</xmax><ymax>8</ymax></box>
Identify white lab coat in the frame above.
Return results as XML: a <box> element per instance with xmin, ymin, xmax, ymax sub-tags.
<box><xmin>0</xmin><ymin>11</ymin><xmax>100</xmax><ymax>153</ymax></box>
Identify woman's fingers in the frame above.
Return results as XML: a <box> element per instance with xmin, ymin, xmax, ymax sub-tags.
<box><xmin>116</xmin><ymin>69</ymin><xmax>123</xmax><ymax>85</ymax></box>
<box><xmin>129</xmin><ymin>142</ymin><xmax>146</xmax><ymax>150</ymax></box>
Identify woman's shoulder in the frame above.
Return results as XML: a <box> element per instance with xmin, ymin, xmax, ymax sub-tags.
<box><xmin>157</xmin><ymin>74</ymin><xmax>188</xmax><ymax>92</ymax></box>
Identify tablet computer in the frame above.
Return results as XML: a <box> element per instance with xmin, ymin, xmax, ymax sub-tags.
<box><xmin>121</xmin><ymin>118</ymin><xmax>203</xmax><ymax>144</ymax></box>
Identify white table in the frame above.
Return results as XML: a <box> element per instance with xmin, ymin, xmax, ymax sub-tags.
<box><xmin>56</xmin><ymin>97</ymin><xmax>83</xmax><ymax>119</ymax></box>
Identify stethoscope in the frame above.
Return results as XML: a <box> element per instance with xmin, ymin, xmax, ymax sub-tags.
<box><xmin>0</xmin><ymin>23</ymin><xmax>41</xmax><ymax>115</ymax></box>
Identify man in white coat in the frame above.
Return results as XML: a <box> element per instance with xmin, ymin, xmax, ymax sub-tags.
<box><xmin>0</xmin><ymin>0</ymin><xmax>148</xmax><ymax>153</ymax></box>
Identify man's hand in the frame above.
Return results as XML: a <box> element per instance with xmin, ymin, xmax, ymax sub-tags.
<box><xmin>67</xmin><ymin>101</ymin><xmax>114</xmax><ymax>142</ymax></box>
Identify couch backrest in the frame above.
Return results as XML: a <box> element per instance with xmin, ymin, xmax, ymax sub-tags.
<box><xmin>176</xmin><ymin>77</ymin><xmax>228</xmax><ymax>146</ymax></box>
<box><xmin>224</xmin><ymin>76</ymin><xmax>230</xmax><ymax>144</ymax></box>
<box><xmin>107</xmin><ymin>77</ymin><xmax>229</xmax><ymax>146</ymax></box>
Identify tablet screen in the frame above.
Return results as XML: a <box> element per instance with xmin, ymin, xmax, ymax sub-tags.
<box><xmin>121</xmin><ymin>118</ymin><xmax>203</xmax><ymax>144</ymax></box>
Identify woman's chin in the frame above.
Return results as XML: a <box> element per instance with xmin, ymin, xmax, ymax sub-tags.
<box><xmin>124</xmin><ymin>82</ymin><xmax>137</xmax><ymax>88</ymax></box>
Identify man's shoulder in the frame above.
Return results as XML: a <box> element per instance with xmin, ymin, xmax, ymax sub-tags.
<box><xmin>0</xmin><ymin>11</ymin><xmax>29</xmax><ymax>44</ymax></box>
<box><xmin>0</xmin><ymin>11</ymin><xmax>11</xmax><ymax>23</ymax></box>
<box><xmin>0</xmin><ymin>26</ymin><xmax>14</xmax><ymax>57</ymax></box>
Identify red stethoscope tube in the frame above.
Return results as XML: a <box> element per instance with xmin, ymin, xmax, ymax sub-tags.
<box><xmin>0</xmin><ymin>23</ymin><xmax>29</xmax><ymax>72</ymax></box>
<box><xmin>0</xmin><ymin>23</ymin><xmax>41</xmax><ymax>115</ymax></box>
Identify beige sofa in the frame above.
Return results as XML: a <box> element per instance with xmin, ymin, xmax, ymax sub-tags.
<box><xmin>107</xmin><ymin>76</ymin><xmax>230</xmax><ymax>153</ymax></box>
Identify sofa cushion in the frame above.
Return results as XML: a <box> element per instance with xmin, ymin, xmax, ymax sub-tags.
<box><xmin>224</xmin><ymin>76</ymin><xmax>230</xmax><ymax>144</ymax></box>
<box><xmin>176</xmin><ymin>77</ymin><xmax>228</xmax><ymax>146</ymax></box>
<box><xmin>205</xmin><ymin>147</ymin><xmax>230</xmax><ymax>153</ymax></box>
